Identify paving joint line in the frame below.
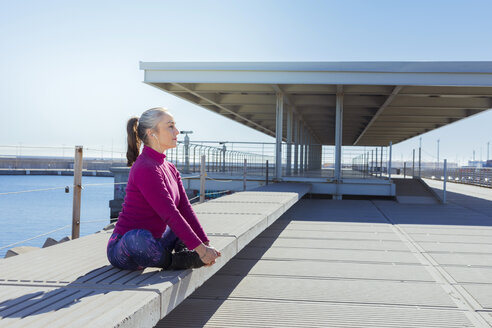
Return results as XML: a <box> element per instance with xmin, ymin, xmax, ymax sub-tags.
<box><xmin>214</xmin><ymin>272</ymin><xmax>437</xmax><ymax>283</ymax></box>
<box><xmin>189</xmin><ymin>295</ymin><xmax>466</xmax><ymax>311</ymax></box>
<box><xmin>188</xmin><ymin>295</ymin><xmax>474</xmax><ymax>312</ymax></box>
<box><xmin>233</xmin><ymin>256</ymin><xmax>424</xmax><ymax>265</ymax></box>
<box><xmin>243</xmin><ymin>244</ymin><xmax>415</xmax><ymax>252</ymax></box>
<box><xmin>247</xmin><ymin>244</ymin><xmax>413</xmax><ymax>252</ymax></box>
<box><xmin>371</xmin><ymin>200</ymin><xmax>491</xmax><ymax>328</ymax></box>
<box><xmin>257</xmin><ymin>235</ymin><xmax>403</xmax><ymax>242</ymax></box>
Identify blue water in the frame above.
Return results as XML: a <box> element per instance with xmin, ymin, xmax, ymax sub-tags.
<box><xmin>0</xmin><ymin>175</ymin><xmax>114</xmax><ymax>258</ymax></box>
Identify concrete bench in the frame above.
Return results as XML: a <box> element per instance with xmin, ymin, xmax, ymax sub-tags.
<box><xmin>0</xmin><ymin>183</ymin><xmax>310</xmax><ymax>328</ymax></box>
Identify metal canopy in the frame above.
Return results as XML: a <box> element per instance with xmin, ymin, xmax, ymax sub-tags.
<box><xmin>140</xmin><ymin>61</ymin><xmax>492</xmax><ymax>146</ymax></box>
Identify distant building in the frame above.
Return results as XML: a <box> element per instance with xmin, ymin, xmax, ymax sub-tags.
<box><xmin>467</xmin><ymin>160</ymin><xmax>488</xmax><ymax>168</ymax></box>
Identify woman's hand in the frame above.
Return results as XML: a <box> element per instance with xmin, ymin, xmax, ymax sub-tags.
<box><xmin>203</xmin><ymin>246</ymin><xmax>221</xmax><ymax>266</ymax></box>
<box><xmin>194</xmin><ymin>243</ymin><xmax>221</xmax><ymax>266</ymax></box>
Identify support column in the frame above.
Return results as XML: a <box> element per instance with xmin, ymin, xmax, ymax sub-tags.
<box><xmin>310</xmin><ymin>140</ymin><xmax>318</xmax><ymax>170</ymax></box>
<box><xmin>275</xmin><ymin>93</ymin><xmax>283</xmax><ymax>180</ymax></box>
<box><xmin>307</xmin><ymin>134</ymin><xmax>311</xmax><ymax>171</ymax></box>
<box><xmin>304</xmin><ymin>132</ymin><xmax>308</xmax><ymax>171</ymax></box>
<box><xmin>286</xmin><ymin>105</ymin><xmax>293</xmax><ymax>176</ymax></box>
<box><xmin>306</xmin><ymin>135</ymin><xmax>310</xmax><ymax>171</ymax></box>
<box><xmin>294</xmin><ymin>116</ymin><xmax>299</xmax><ymax>174</ymax></box>
<box><xmin>311</xmin><ymin>140</ymin><xmax>318</xmax><ymax>170</ymax></box>
<box><xmin>315</xmin><ymin>143</ymin><xmax>319</xmax><ymax>170</ymax></box>
<box><xmin>371</xmin><ymin>149</ymin><xmax>374</xmax><ymax>175</ymax></box>
<box><xmin>334</xmin><ymin>86</ymin><xmax>344</xmax><ymax>200</ymax></box>
<box><xmin>299</xmin><ymin>124</ymin><xmax>304</xmax><ymax>173</ymax></box>
<box><xmin>380</xmin><ymin>146</ymin><xmax>383</xmax><ymax>178</ymax></box>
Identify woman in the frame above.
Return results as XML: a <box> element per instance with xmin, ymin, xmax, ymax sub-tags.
<box><xmin>106</xmin><ymin>107</ymin><xmax>220</xmax><ymax>271</ymax></box>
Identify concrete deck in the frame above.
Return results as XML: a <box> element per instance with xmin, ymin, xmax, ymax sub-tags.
<box><xmin>157</xmin><ymin>182</ymin><xmax>492</xmax><ymax>327</ymax></box>
<box><xmin>0</xmin><ymin>183</ymin><xmax>311</xmax><ymax>328</ymax></box>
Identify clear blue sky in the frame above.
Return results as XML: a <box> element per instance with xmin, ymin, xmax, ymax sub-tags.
<box><xmin>1</xmin><ymin>0</ymin><xmax>491</xmax><ymax>164</ymax></box>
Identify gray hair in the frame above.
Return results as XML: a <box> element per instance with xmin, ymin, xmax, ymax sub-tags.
<box><xmin>126</xmin><ymin>107</ymin><xmax>170</xmax><ymax>166</ymax></box>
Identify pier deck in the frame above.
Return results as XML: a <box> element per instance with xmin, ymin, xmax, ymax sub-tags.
<box><xmin>158</xmin><ymin>181</ymin><xmax>492</xmax><ymax>327</ymax></box>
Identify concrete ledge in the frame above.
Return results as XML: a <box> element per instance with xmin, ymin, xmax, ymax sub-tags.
<box><xmin>0</xmin><ymin>184</ymin><xmax>309</xmax><ymax>328</ymax></box>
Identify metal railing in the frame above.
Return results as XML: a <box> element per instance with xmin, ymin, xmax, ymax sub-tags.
<box><xmin>5</xmin><ymin>141</ymin><xmax>488</xmax><ymax>184</ymax></box>
<box><xmin>0</xmin><ymin>145</ymin><xmax>254</xmax><ymax>256</ymax></box>
<box><xmin>167</xmin><ymin>141</ymin><xmax>275</xmax><ymax>177</ymax></box>
<box><xmin>350</xmin><ymin>146</ymin><xmax>391</xmax><ymax>179</ymax></box>
<box><xmin>420</xmin><ymin>166</ymin><xmax>492</xmax><ymax>188</ymax></box>
<box><xmin>0</xmin><ymin>142</ymin><xmax>275</xmax><ymax>176</ymax></box>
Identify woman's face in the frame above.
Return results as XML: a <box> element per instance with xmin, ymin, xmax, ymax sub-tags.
<box><xmin>151</xmin><ymin>113</ymin><xmax>179</xmax><ymax>152</ymax></box>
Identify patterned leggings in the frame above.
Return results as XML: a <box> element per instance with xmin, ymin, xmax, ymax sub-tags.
<box><xmin>106</xmin><ymin>227</ymin><xmax>179</xmax><ymax>270</ymax></box>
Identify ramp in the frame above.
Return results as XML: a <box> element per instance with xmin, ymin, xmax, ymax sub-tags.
<box><xmin>394</xmin><ymin>178</ymin><xmax>442</xmax><ymax>204</ymax></box>
<box><xmin>0</xmin><ymin>183</ymin><xmax>310</xmax><ymax>328</ymax></box>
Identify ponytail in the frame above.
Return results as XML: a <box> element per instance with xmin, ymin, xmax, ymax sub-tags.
<box><xmin>126</xmin><ymin>116</ymin><xmax>141</xmax><ymax>167</ymax></box>
<box><xmin>126</xmin><ymin>107</ymin><xmax>170</xmax><ymax>166</ymax></box>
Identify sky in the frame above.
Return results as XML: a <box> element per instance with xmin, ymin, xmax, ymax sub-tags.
<box><xmin>1</xmin><ymin>0</ymin><xmax>491</xmax><ymax>165</ymax></box>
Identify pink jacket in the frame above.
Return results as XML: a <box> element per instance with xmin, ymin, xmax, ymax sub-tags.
<box><xmin>113</xmin><ymin>144</ymin><xmax>209</xmax><ymax>249</ymax></box>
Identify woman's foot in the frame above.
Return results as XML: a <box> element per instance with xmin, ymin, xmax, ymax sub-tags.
<box><xmin>168</xmin><ymin>250</ymin><xmax>205</xmax><ymax>270</ymax></box>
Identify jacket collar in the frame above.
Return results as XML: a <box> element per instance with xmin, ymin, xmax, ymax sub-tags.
<box><xmin>142</xmin><ymin>144</ymin><xmax>166</xmax><ymax>164</ymax></box>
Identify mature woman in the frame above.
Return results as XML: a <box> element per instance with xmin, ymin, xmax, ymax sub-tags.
<box><xmin>106</xmin><ymin>107</ymin><xmax>220</xmax><ymax>271</ymax></box>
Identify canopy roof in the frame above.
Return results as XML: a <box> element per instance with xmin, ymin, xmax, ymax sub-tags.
<box><xmin>140</xmin><ymin>61</ymin><xmax>492</xmax><ymax>146</ymax></box>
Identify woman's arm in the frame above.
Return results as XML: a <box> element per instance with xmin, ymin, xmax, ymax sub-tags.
<box><xmin>172</xmin><ymin>165</ymin><xmax>210</xmax><ymax>244</ymax></box>
<box><xmin>135</xmin><ymin>165</ymin><xmax>203</xmax><ymax>250</ymax></box>
<box><xmin>170</xmin><ymin>165</ymin><xmax>221</xmax><ymax>265</ymax></box>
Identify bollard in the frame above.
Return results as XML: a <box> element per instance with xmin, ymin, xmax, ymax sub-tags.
<box><xmin>443</xmin><ymin>159</ymin><xmax>447</xmax><ymax>204</ymax></box>
<box><xmin>243</xmin><ymin>158</ymin><xmax>247</xmax><ymax>191</ymax></box>
<box><xmin>375</xmin><ymin>148</ymin><xmax>378</xmax><ymax>176</ymax></box>
<box><xmin>403</xmin><ymin>162</ymin><xmax>406</xmax><ymax>178</ymax></box>
<box><xmin>222</xmin><ymin>144</ymin><xmax>226</xmax><ymax>173</ymax></box>
<box><xmin>418</xmin><ymin>147</ymin><xmax>422</xmax><ymax>178</ymax></box>
<box><xmin>371</xmin><ymin>149</ymin><xmax>374</xmax><ymax>175</ymax></box>
<box><xmin>380</xmin><ymin>146</ymin><xmax>383</xmax><ymax>177</ymax></box>
<box><xmin>266</xmin><ymin>159</ymin><xmax>269</xmax><ymax>185</ymax></box>
<box><xmin>72</xmin><ymin>146</ymin><xmax>83</xmax><ymax>239</ymax></box>
<box><xmin>388</xmin><ymin>142</ymin><xmax>392</xmax><ymax>180</ymax></box>
<box><xmin>412</xmin><ymin>149</ymin><xmax>415</xmax><ymax>178</ymax></box>
<box><xmin>200</xmin><ymin>155</ymin><xmax>206</xmax><ymax>203</ymax></box>
<box><xmin>184</xmin><ymin>133</ymin><xmax>190</xmax><ymax>173</ymax></box>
